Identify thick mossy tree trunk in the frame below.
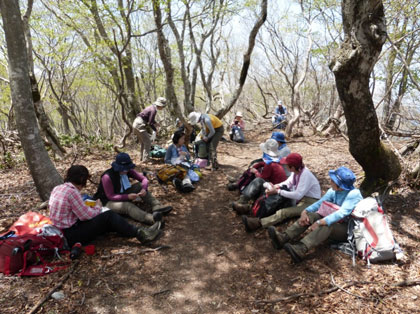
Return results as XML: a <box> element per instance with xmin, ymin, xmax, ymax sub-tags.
<box><xmin>330</xmin><ymin>0</ymin><xmax>401</xmax><ymax>195</ymax></box>
<box><xmin>0</xmin><ymin>0</ymin><xmax>63</xmax><ymax>200</ymax></box>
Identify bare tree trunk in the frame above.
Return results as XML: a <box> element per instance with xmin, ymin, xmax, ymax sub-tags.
<box><xmin>215</xmin><ymin>0</ymin><xmax>267</xmax><ymax>119</ymax></box>
<box><xmin>0</xmin><ymin>0</ymin><xmax>63</xmax><ymax>200</ymax></box>
<box><xmin>330</xmin><ymin>0</ymin><xmax>401</xmax><ymax>194</ymax></box>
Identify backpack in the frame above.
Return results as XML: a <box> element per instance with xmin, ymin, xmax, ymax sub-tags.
<box><xmin>348</xmin><ymin>197</ymin><xmax>399</xmax><ymax>266</ymax></box>
<box><xmin>156</xmin><ymin>165</ymin><xmax>188</xmax><ymax>184</ymax></box>
<box><xmin>149</xmin><ymin>145</ymin><xmax>166</xmax><ymax>158</ymax></box>
<box><xmin>251</xmin><ymin>193</ymin><xmax>293</xmax><ymax>218</ymax></box>
<box><xmin>237</xmin><ymin>169</ymin><xmax>256</xmax><ymax>193</ymax></box>
<box><xmin>0</xmin><ymin>230</ymin><xmax>68</xmax><ymax>276</ymax></box>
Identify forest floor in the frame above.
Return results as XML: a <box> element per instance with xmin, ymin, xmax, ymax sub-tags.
<box><xmin>0</xmin><ymin>124</ymin><xmax>420</xmax><ymax>313</ymax></box>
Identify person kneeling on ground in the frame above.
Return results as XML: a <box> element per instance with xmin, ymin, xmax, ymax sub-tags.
<box><xmin>232</xmin><ymin>138</ymin><xmax>287</xmax><ymax>215</ymax></box>
<box><xmin>164</xmin><ymin>130</ymin><xmax>195</xmax><ymax>192</ymax></box>
<box><xmin>242</xmin><ymin>153</ymin><xmax>321</xmax><ymax>232</ymax></box>
<box><xmin>267</xmin><ymin>166</ymin><xmax>363</xmax><ymax>263</ymax></box>
<box><xmin>94</xmin><ymin>153</ymin><xmax>172</xmax><ymax>225</ymax></box>
<box><xmin>49</xmin><ymin>165</ymin><xmax>162</xmax><ymax>247</ymax></box>
<box><xmin>229</xmin><ymin>111</ymin><xmax>245</xmax><ymax>143</ymax></box>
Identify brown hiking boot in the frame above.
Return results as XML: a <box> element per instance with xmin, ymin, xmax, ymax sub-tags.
<box><xmin>284</xmin><ymin>242</ymin><xmax>308</xmax><ymax>263</ymax></box>
<box><xmin>267</xmin><ymin>226</ymin><xmax>290</xmax><ymax>250</ymax></box>
<box><xmin>242</xmin><ymin>216</ymin><xmax>261</xmax><ymax>232</ymax></box>
<box><xmin>227</xmin><ymin>182</ymin><xmax>239</xmax><ymax>191</ymax></box>
<box><xmin>232</xmin><ymin>202</ymin><xmax>251</xmax><ymax>215</ymax></box>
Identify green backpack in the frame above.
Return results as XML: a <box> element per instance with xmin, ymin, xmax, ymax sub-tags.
<box><xmin>149</xmin><ymin>145</ymin><xmax>166</xmax><ymax>158</ymax></box>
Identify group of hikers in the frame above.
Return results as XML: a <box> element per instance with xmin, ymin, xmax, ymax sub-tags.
<box><xmin>48</xmin><ymin>96</ymin><xmax>364</xmax><ymax>264</ymax></box>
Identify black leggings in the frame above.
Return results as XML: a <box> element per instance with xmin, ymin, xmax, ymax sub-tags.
<box><xmin>63</xmin><ymin>211</ymin><xmax>138</xmax><ymax>247</ymax></box>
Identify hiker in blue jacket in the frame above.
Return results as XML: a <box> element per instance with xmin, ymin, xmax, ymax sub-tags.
<box><xmin>267</xmin><ymin>166</ymin><xmax>363</xmax><ymax>263</ymax></box>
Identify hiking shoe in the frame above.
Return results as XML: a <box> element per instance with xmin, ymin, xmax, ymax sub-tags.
<box><xmin>152</xmin><ymin>211</ymin><xmax>163</xmax><ymax>222</ymax></box>
<box><xmin>267</xmin><ymin>227</ymin><xmax>290</xmax><ymax>250</ymax></box>
<box><xmin>153</xmin><ymin>205</ymin><xmax>173</xmax><ymax>215</ymax></box>
<box><xmin>136</xmin><ymin>226</ymin><xmax>162</xmax><ymax>244</ymax></box>
<box><xmin>242</xmin><ymin>216</ymin><xmax>261</xmax><ymax>233</ymax></box>
<box><xmin>284</xmin><ymin>242</ymin><xmax>308</xmax><ymax>263</ymax></box>
<box><xmin>232</xmin><ymin>202</ymin><xmax>251</xmax><ymax>215</ymax></box>
<box><xmin>227</xmin><ymin>182</ymin><xmax>239</xmax><ymax>191</ymax></box>
<box><xmin>173</xmin><ymin>178</ymin><xmax>183</xmax><ymax>191</ymax></box>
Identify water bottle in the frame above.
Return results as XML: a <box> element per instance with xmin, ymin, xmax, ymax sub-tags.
<box><xmin>70</xmin><ymin>242</ymin><xmax>82</xmax><ymax>260</ymax></box>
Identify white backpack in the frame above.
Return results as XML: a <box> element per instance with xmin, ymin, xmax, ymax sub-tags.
<box><xmin>350</xmin><ymin>197</ymin><xmax>401</xmax><ymax>266</ymax></box>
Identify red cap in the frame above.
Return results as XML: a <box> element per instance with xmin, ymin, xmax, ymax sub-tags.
<box><xmin>280</xmin><ymin>153</ymin><xmax>303</xmax><ymax>169</ymax></box>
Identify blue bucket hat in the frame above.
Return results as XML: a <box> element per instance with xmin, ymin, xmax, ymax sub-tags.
<box><xmin>271</xmin><ymin>132</ymin><xmax>286</xmax><ymax>143</ymax></box>
<box><xmin>328</xmin><ymin>166</ymin><xmax>356</xmax><ymax>190</ymax></box>
<box><xmin>112</xmin><ymin>153</ymin><xmax>136</xmax><ymax>172</ymax></box>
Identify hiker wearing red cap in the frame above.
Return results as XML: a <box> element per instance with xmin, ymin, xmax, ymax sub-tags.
<box><xmin>242</xmin><ymin>153</ymin><xmax>321</xmax><ymax>232</ymax></box>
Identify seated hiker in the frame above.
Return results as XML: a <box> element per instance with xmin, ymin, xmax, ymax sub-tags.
<box><xmin>267</xmin><ymin>166</ymin><xmax>363</xmax><ymax>263</ymax></box>
<box><xmin>49</xmin><ymin>165</ymin><xmax>162</xmax><ymax>247</ymax></box>
<box><xmin>188</xmin><ymin>111</ymin><xmax>224</xmax><ymax>170</ymax></box>
<box><xmin>271</xmin><ymin>100</ymin><xmax>287</xmax><ymax>129</ymax></box>
<box><xmin>242</xmin><ymin>152</ymin><xmax>321</xmax><ymax>232</ymax></box>
<box><xmin>232</xmin><ymin>139</ymin><xmax>287</xmax><ymax>214</ymax></box>
<box><xmin>229</xmin><ymin>111</ymin><xmax>245</xmax><ymax>143</ymax></box>
<box><xmin>94</xmin><ymin>153</ymin><xmax>172</xmax><ymax>225</ymax></box>
<box><xmin>164</xmin><ymin>130</ymin><xmax>195</xmax><ymax>192</ymax></box>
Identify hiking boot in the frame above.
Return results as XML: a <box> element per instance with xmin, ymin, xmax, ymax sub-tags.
<box><xmin>152</xmin><ymin>211</ymin><xmax>163</xmax><ymax>222</ymax></box>
<box><xmin>173</xmin><ymin>178</ymin><xmax>183</xmax><ymax>191</ymax></box>
<box><xmin>232</xmin><ymin>202</ymin><xmax>251</xmax><ymax>215</ymax></box>
<box><xmin>227</xmin><ymin>182</ymin><xmax>239</xmax><ymax>191</ymax></box>
<box><xmin>149</xmin><ymin>221</ymin><xmax>162</xmax><ymax>231</ymax></box>
<box><xmin>212</xmin><ymin>160</ymin><xmax>219</xmax><ymax>171</ymax></box>
<box><xmin>143</xmin><ymin>191</ymin><xmax>173</xmax><ymax>215</ymax></box>
<box><xmin>284</xmin><ymin>242</ymin><xmax>308</xmax><ymax>263</ymax></box>
<box><xmin>136</xmin><ymin>226</ymin><xmax>162</xmax><ymax>244</ymax></box>
<box><xmin>242</xmin><ymin>216</ymin><xmax>261</xmax><ymax>232</ymax></box>
<box><xmin>267</xmin><ymin>227</ymin><xmax>290</xmax><ymax>250</ymax></box>
<box><xmin>153</xmin><ymin>206</ymin><xmax>173</xmax><ymax>215</ymax></box>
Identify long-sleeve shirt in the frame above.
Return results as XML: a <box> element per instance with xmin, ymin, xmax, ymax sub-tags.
<box><xmin>101</xmin><ymin>169</ymin><xmax>148</xmax><ymax>202</ymax></box>
<box><xmin>305</xmin><ymin>188</ymin><xmax>363</xmax><ymax>225</ymax></box>
<box><xmin>275</xmin><ymin>106</ymin><xmax>287</xmax><ymax>116</ymax></box>
<box><xmin>252</xmin><ymin>161</ymin><xmax>287</xmax><ymax>185</ymax></box>
<box><xmin>49</xmin><ymin>182</ymin><xmax>102</xmax><ymax>229</ymax></box>
<box><xmin>278</xmin><ymin>145</ymin><xmax>291</xmax><ymax>159</ymax></box>
<box><xmin>138</xmin><ymin>105</ymin><xmax>158</xmax><ymax>131</ymax></box>
<box><xmin>230</xmin><ymin>119</ymin><xmax>245</xmax><ymax>130</ymax></box>
<box><xmin>164</xmin><ymin>144</ymin><xmax>191</xmax><ymax>164</ymax></box>
<box><xmin>200</xmin><ymin>113</ymin><xmax>223</xmax><ymax>138</ymax></box>
<box><xmin>277</xmin><ymin>167</ymin><xmax>321</xmax><ymax>201</ymax></box>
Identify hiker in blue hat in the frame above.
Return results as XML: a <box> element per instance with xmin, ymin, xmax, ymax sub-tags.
<box><xmin>94</xmin><ymin>153</ymin><xmax>172</xmax><ymax>225</ymax></box>
<box><xmin>267</xmin><ymin>166</ymin><xmax>363</xmax><ymax>263</ymax></box>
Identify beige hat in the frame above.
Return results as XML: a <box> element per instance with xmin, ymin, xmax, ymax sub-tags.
<box><xmin>154</xmin><ymin>97</ymin><xmax>167</xmax><ymax>107</ymax></box>
<box><xmin>188</xmin><ymin>112</ymin><xmax>201</xmax><ymax>125</ymax></box>
<box><xmin>259</xmin><ymin>138</ymin><xmax>280</xmax><ymax>157</ymax></box>
<box><xmin>235</xmin><ymin>111</ymin><xmax>243</xmax><ymax>117</ymax></box>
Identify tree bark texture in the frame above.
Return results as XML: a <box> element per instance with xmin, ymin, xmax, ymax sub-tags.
<box><xmin>0</xmin><ymin>0</ymin><xmax>63</xmax><ymax>200</ymax></box>
<box><xmin>330</xmin><ymin>0</ymin><xmax>401</xmax><ymax>194</ymax></box>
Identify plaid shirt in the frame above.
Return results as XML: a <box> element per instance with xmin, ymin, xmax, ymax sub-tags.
<box><xmin>49</xmin><ymin>182</ymin><xmax>102</xmax><ymax>229</ymax></box>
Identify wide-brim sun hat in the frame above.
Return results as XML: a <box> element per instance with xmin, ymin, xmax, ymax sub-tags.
<box><xmin>280</xmin><ymin>153</ymin><xmax>303</xmax><ymax>169</ymax></box>
<box><xmin>112</xmin><ymin>152</ymin><xmax>136</xmax><ymax>172</ymax></box>
<box><xmin>259</xmin><ymin>138</ymin><xmax>281</xmax><ymax>157</ymax></box>
<box><xmin>188</xmin><ymin>112</ymin><xmax>201</xmax><ymax>125</ymax></box>
<box><xmin>271</xmin><ymin>132</ymin><xmax>286</xmax><ymax>143</ymax></box>
<box><xmin>154</xmin><ymin>97</ymin><xmax>167</xmax><ymax>107</ymax></box>
<box><xmin>328</xmin><ymin>166</ymin><xmax>356</xmax><ymax>190</ymax></box>
<box><xmin>235</xmin><ymin>111</ymin><xmax>243</xmax><ymax>117</ymax></box>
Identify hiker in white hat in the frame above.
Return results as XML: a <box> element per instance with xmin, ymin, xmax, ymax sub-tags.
<box><xmin>132</xmin><ymin>97</ymin><xmax>167</xmax><ymax>162</ymax></box>
<box><xmin>229</xmin><ymin>111</ymin><xmax>245</xmax><ymax>143</ymax></box>
<box><xmin>188</xmin><ymin>111</ymin><xmax>224</xmax><ymax>170</ymax></box>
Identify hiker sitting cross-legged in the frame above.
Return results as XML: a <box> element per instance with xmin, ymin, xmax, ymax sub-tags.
<box><xmin>94</xmin><ymin>153</ymin><xmax>172</xmax><ymax>225</ymax></box>
<box><xmin>232</xmin><ymin>139</ymin><xmax>287</xmax><ymax>215</ymax></box>
<box><xmin>242</xmin><ymin>153</ymin><xmax>321</xmax><ymax>232</ymax></box>
<box><xmin>49</xmin><ymin>165</ymin><xmax>162</xmax><ymax>247</ymax></box>
<box><xmin>164</xmin><ymin>130</ymin><xmax>195</xmax><ymax>193</ymax></box>
<box><xmin>267</xmin><ymin>166</ymin><xmax>363</xmax><ymax>263</ymax></box>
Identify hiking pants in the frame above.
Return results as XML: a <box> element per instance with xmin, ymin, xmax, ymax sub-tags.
<box><xmin>105</xmin><ymin>183</ymin><xmax>155</xmax><ymax>224</ymax></box>
<box><xmin>208</xmin><ymin>125</ymin><xmax>224</xmax><ymax>166</ymax></box>
<box><xmin>260</xmin><ymin>196</ymin><xmax>318</xmax><ymax>228</ymax></box>
<box><xmin>133</xmin><ymin>116</ymin><xmax>151</xmax><ymax>161</ymax></box>
<box><xmin>285</xmin><ymin>212</ymin><xmax>348</xmax><ymax>250</ymax></box>
<box><xmin>63</xmin><ymin>210</ymin><xmax>137</xmax><ymax>247</ymax></box>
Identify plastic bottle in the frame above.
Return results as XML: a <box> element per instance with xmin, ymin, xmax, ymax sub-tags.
<box><xmin>70</xmin><ymin>242</ymin><xmax>82</xmax><ymax>260</ymax></box>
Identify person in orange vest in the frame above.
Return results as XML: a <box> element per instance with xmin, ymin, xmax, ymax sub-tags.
<box><xmin>188</xmin><ymin>111</ymin><xmax>224</xmax><ymax>170</ymax></box>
